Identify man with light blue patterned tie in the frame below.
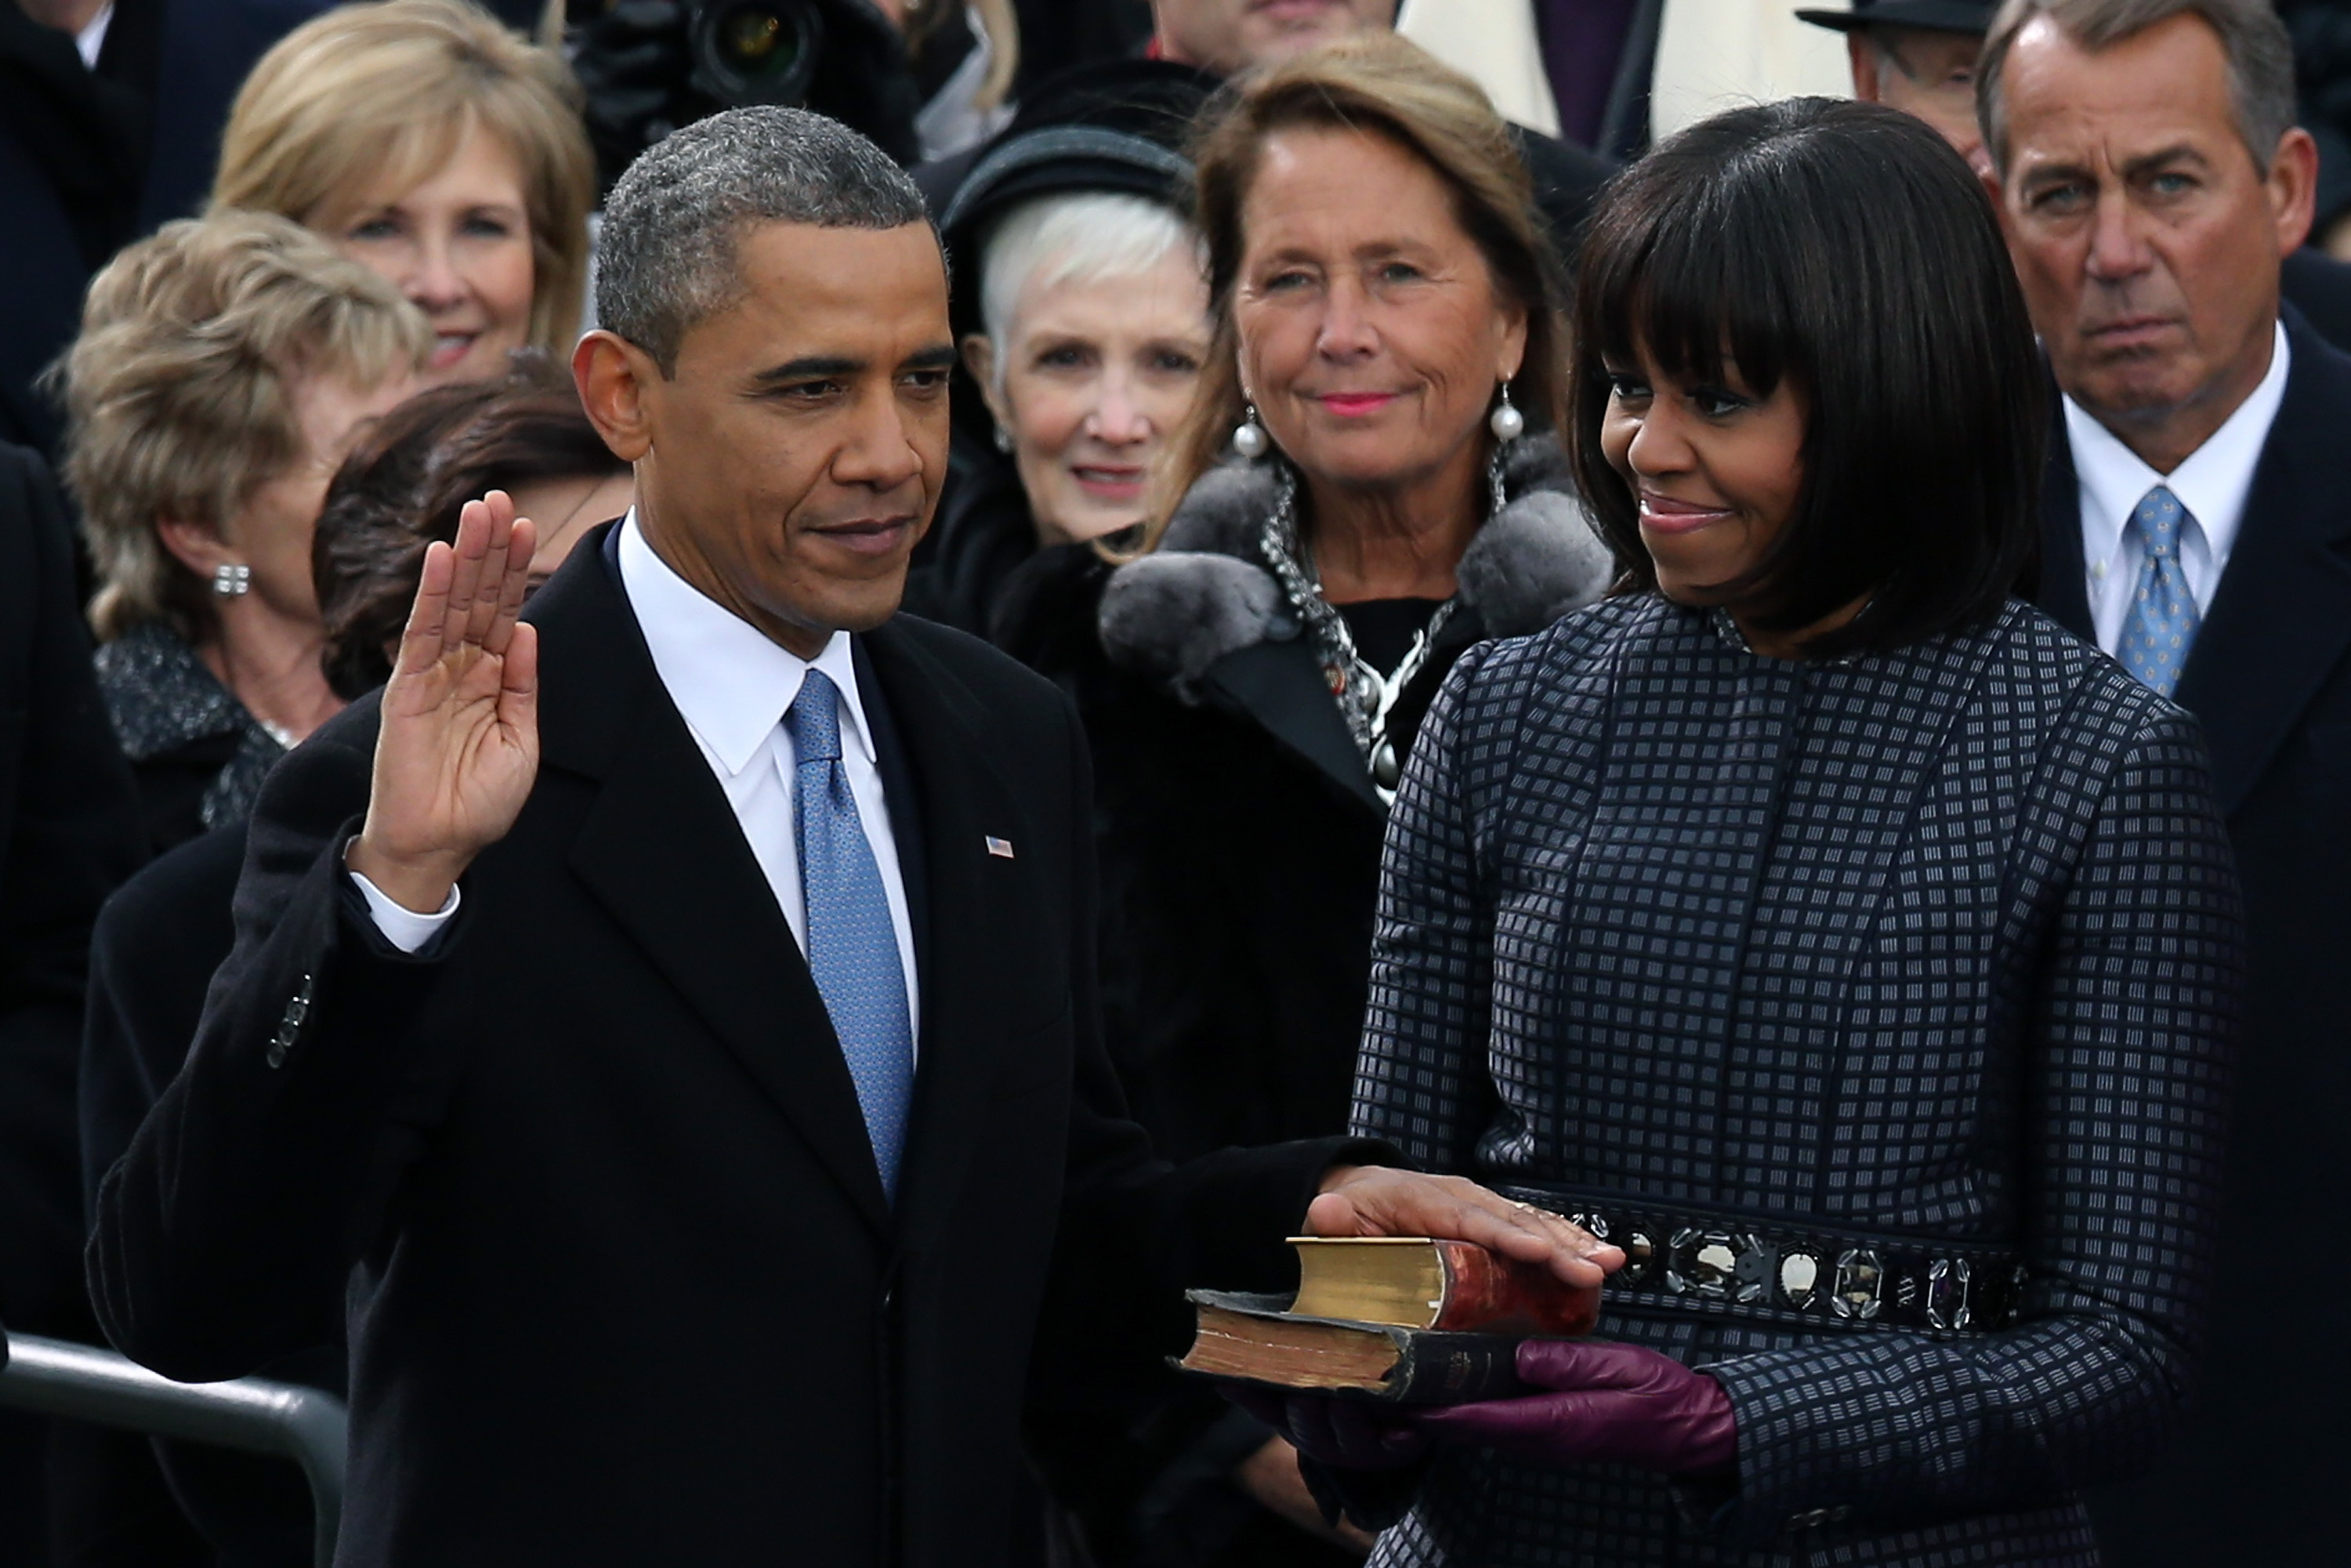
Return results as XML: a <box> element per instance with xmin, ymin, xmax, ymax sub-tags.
<box><xmin>2114</xmin><ymin>483</ymin><xmax>2201</xmax><ymax>697</ymax></box>
<box><xmin>1991</xmin><ymin>2</ymin><xmax>2351</xmax><ymax>1561</ymax></box>
<box><xmin>786</xmin><ymin>667</ymin><xmax>915</xmax><ymax>1198</ymax></box>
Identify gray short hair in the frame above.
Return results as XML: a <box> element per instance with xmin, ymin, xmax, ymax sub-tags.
<box><xmin>977</xmin><ymin>193</ymin><xmax>1203</xmax><ymax>392</ymax></box>
<box><xmin>1979</xmin><ymin>0</ymin><xmax>2298</xmax><ymax>176</ymax></box>
<box><xmin>596</xmin><ymin>106</ymin><xmax>932</xmax><ymax>374</ymax></box>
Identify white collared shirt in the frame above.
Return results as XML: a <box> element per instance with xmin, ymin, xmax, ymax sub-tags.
<box><xmin>74</xmin><ymin>3</ymin><xmax>113</xmax><ymax>67</ymax></box>
<box><xmin>353</xmin><ymin>511</ymin><xmax>920</xmax><ymax>1048</ymax></box>
<box><xmin>2067</xmin><ymin>321</ymin><xmax>2289</xmax><ymax>655</ymax></box>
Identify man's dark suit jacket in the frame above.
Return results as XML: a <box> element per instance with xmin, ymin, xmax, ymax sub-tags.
<box><xmin>88</xmin><ymin>524</ymin><xmax>1367</xmax><ymax>1567</ymax></box>
<box><xmin>82</xmin><ymin>824</ymin><xmax>327</xmax><ymax>1566</ymax></box>
<box><xmin>2038</xmin><ymin>310</ymin><xmax>2351</xmax><ymax>1566</ymax></box>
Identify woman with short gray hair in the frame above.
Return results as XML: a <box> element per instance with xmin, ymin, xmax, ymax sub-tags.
<box><xmin>905</xmin><ymin>93</ymin><xmax>1215</xmax><ymax>636</ymax></box>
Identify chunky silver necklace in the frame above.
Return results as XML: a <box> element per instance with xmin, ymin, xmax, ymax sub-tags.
<box><xmin>1259</xmin><ymin>455</ymin><xmax>1505</xmax><ymax>801</ymax></box>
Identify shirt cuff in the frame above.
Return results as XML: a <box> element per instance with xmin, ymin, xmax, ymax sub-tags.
<box><xmin>347</xmin><ymin>869</ymin><xmax>460</xmax><ymax>954</ymax></box>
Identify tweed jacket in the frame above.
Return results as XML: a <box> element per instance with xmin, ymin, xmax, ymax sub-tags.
<box><xmin>1349</xmin><ymin>595</ymin><xmax>2244</xmax><ymax>1568</ymax></box>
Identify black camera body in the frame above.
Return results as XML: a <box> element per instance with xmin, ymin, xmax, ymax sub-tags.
<box><xmin>685</xmin><ymin>0</ymin><xmax>827</xmax><ymax>107</ymax></box>
<box><xmin>573</xmin><ymin>0</ymin><xmax>924</xmax><ymax>190</ymax></box>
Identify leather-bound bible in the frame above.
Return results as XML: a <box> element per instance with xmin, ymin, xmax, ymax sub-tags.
<box><xmin>1176</xmin><ymin>1237</ymin><xmax>1599</xmax><ymax>1404</ymax></box>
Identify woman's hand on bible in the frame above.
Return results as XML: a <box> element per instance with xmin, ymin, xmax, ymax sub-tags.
<box><xmin>1308</xmin><ymin>1167</ymin><xmax>1624</xmax><ymax>1289</ymax></box>
<box><xmin>348</xmin><ymin>491</ymin><xmax>542</xmax><ymax>914</ymax></box>
<box><xmin>1411</xmin><ymin>1340</ymin><xmax>1737</xmax><ymax>1476</ymax></box>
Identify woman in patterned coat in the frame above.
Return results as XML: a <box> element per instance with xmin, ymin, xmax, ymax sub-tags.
<box><xmin>1257</xmin><ymin>99</ymin><xmax>2248</xmax><ymax>1566</ymax></box>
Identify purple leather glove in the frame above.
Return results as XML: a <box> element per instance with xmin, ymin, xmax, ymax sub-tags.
<box><xmin>1411</xmin><ymin>1340</ymin><xmax>1738</xmax><ymax>1476</ymax></box>
<box><xmin>1215</xmin><ymin>1381</ymin><xmax>1433</xmax><ymax>1472</ymax></box>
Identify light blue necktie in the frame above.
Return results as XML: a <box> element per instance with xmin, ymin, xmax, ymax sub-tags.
<box><xmin>2117</xmin><ymin>484</ymin><xmax>2201</xmax><ymax>699</ymax></box>
<box><xmin>784</xmin><ymin>668</ymin><xmax>914</xmax><ymax>1201</ymax></box>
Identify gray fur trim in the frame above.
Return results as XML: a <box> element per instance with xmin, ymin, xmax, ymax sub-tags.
<box><xmin>1456</xmin><ymin>489</ymin><xmax>1616</xmax><ymax>638</ymax></box>
<box><xmin>1100</xmin><ymin>432</ymin><xmax>1615</xmax><ymax>684</ymax></box>
<box><xmin>1099</xmin><ymin>552</ymin><xmax>1295</xmax><ymax>693</ymax></box>
<box><xmin>1502</xmin><ymin>431</ymin><xmax>1577</xmax><ymax>499</ymax></box>
<box><xmin>1159</xmin><ymin>461</ymin><xmax>1282</xmax><ymax>557</ymax></box>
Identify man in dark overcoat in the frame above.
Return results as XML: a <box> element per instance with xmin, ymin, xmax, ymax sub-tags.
<box><xmin>1982</xmin><ymin>2</ymin><xmax>2351</xmax><ymax>1560</ymax></box>
<box><xmin>85</xmin><ymin>107</ymin><xmax>1609</xmax><ymax>1567</ymax></box>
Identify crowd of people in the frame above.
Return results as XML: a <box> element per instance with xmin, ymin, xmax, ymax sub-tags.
<box><xmin>0</xmin><ymin>2</ymin><xmax>2343</xmax><ymax>1567</ymax></box>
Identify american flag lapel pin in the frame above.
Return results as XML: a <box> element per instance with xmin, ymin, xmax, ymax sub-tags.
<box><xmin>985</xmin><ymin>835</ymin><xmax>1015</xmax><ymax>859</ymax></box>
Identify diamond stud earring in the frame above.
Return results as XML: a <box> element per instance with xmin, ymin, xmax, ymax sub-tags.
<box><xmin>212</xmin><ymin>563</ymin><xmax>252</xmax><ymax>597</ymax></box>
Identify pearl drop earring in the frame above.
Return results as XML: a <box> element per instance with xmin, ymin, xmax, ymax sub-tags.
<box><xmin>993</xmin><ymin>423</ymin><xmax>1014</xmax><ymax>454</ymax></box>
<box><xmin>1489</xmin><ymin>380</ymin><xmax>1525</xmax><ymax>444</ymax></box>
<box><xmin>1231</xmin><ymin>402</ymin><xmax>1269</xmax><ymax>461</ymax></box>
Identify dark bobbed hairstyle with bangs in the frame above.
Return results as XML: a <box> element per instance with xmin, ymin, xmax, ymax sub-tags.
<box><xmin>1567</xmin><ymin>97</ymin><xmax>2045</xmax><ymax>658</ymax></box>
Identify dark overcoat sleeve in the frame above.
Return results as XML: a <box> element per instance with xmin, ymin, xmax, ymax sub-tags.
<box><xmin>1037</xmin><ymin>677</ymin><xmax>1396</xmax><ymax>1380</ymax></box>
<box><xmin>0</xmin><ymin>441</ymin><xmax>147</xmax><ymax>1334</ymax></box>
<box><xmin>86</xmin><ymin>695</ymin><xmax>450</xmax><ymax>1379</ymax></box>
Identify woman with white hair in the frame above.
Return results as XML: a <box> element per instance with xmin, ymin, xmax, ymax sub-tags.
<box><xmin>908</xmin><ymin>98</ymin><xmax>1213</xmax><ymax>634</ymax></box>
<box><xmin>966</xmin><ymin>190</ymin><xmax>1209</xmax><ymax>550</ymax></box>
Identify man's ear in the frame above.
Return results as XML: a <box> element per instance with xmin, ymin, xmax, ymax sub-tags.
<box><xmin>1846</xmin><ymin>33</ymin><xmax>1883</xmax><ymax>102</ymax></box>
<box><xmin>1979</xmin><ymin>165</ymin><xmax>2010</xmax><ymax>232</ymax></box>
<box><xmin>574</xmin><ymin>330</ymin><xmax>658</xmax><ymax>463</ymax></box>
<box><xmin>2268</xmin><ymin>125</ymin><xmax>2320</xmax><ymax>257</ymax></box>
<box><xmin>961</xmin><ymin>333</ymin><xmax>1012</xmax><ymax>432</ymax></box>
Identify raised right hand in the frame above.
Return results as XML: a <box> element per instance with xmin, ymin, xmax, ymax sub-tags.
<box><xmin>347</xmin><ymin>492</ymin><xmax>541</xmax><ymax>914</ymax></box>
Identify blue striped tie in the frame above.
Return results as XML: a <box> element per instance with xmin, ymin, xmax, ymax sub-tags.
<box><xmin>784</xmin><ymin>668</ymin><xmax>914</xmax><ymax>1201</ymax></box>
<box><xmin>2117</xmin><ymin>484</ymin><xmax>2201</xmax><ymax>699</ymax></box>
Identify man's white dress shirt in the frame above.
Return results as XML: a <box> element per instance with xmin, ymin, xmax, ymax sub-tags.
<box><xmin>2067</xmin><ymin>321</ymin><xmax>2290</xmax><ymax>656</ymax></box>
<box><xmin>352</xmin><ymin>511</ymin><xmax>920</xmax><ymax>1048</ymax></box>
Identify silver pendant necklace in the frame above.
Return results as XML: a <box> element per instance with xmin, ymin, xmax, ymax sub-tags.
<box><xmin>1259</xmin><ymin>454</ymin><xmax>1505</xmax><ymax>803</ymax></box>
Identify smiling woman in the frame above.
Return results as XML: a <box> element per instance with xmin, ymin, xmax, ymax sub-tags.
<box><xmin>1263</xmin><ymin>98</ymin><xmax>2249</xmax><ymax>1568</ymax></box>
<box><xmin>212</xmin><ymin>0</ymin><xmax>595</xmax><ymax>388</ymax></box>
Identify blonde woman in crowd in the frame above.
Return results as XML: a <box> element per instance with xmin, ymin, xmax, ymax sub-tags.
<box><xmin>54</xmin><ymin>211</ymin><xmax>427</xmax><ymax>852</ymax></box>
<box><xmin>214</xmin><ymin>0</ymin><xmax>594</xmax><ymax>386</ymax></box>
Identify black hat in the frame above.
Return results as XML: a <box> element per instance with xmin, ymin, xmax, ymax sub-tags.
<box><xmin>938</xmin><ymin>59</ymin><xmax>1212</xmax><ymax>265</ymax></box>
<box><xmin>1794</xmin><ymin>0</ymin><xmax>1994</xmax><ymax>35</ymax></box>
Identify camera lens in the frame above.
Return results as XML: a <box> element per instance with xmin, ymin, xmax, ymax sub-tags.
<box><xmin>690</xmin><ymin>0</ymin><xmax>824</xmax><ymax>107</ymax></box>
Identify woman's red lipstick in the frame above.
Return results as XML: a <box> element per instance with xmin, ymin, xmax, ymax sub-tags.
<box><xmin>1319</xmin><ymin>392</ymin><xmax>1397</xmax><ymax>417</ymax></box>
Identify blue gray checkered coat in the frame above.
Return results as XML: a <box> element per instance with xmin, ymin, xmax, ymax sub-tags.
<box><xmin>1347</xmin><ymin>595</ymin><xmax>2244</xmax><ymax>1567</ymax></box>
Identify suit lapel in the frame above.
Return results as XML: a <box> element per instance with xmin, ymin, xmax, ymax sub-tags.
<box><xmin>532</xmin><ymin>535</ymin><xmax>893</xmax><ymax>1234</ymax></box>
<box><xmin>2175</xmin><ymin>319</ymin><xmax>2351</xmax><ymax>815</ymax></box>
<box><xmin>858</xmin><ymin>621</ymin><xmax>1037</xmax><ymax>1244</ymax></box>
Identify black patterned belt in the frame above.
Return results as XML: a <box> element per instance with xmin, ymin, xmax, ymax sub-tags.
<box><xmin>1498</xmin><ymin>1184</ymin><xmax>2027</xmax><ymax>1335</ymax></box>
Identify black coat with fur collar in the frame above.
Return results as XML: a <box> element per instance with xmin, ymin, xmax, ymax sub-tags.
<box><xmin>999</xmin><ymin>442</ymin><xmax>1609</xmax><ymax>1563</ymax></box>
<box><xmin>998</xmin><ymin>439</ymin><xmax>1611</xmax><ymax>1159</ymax></box>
